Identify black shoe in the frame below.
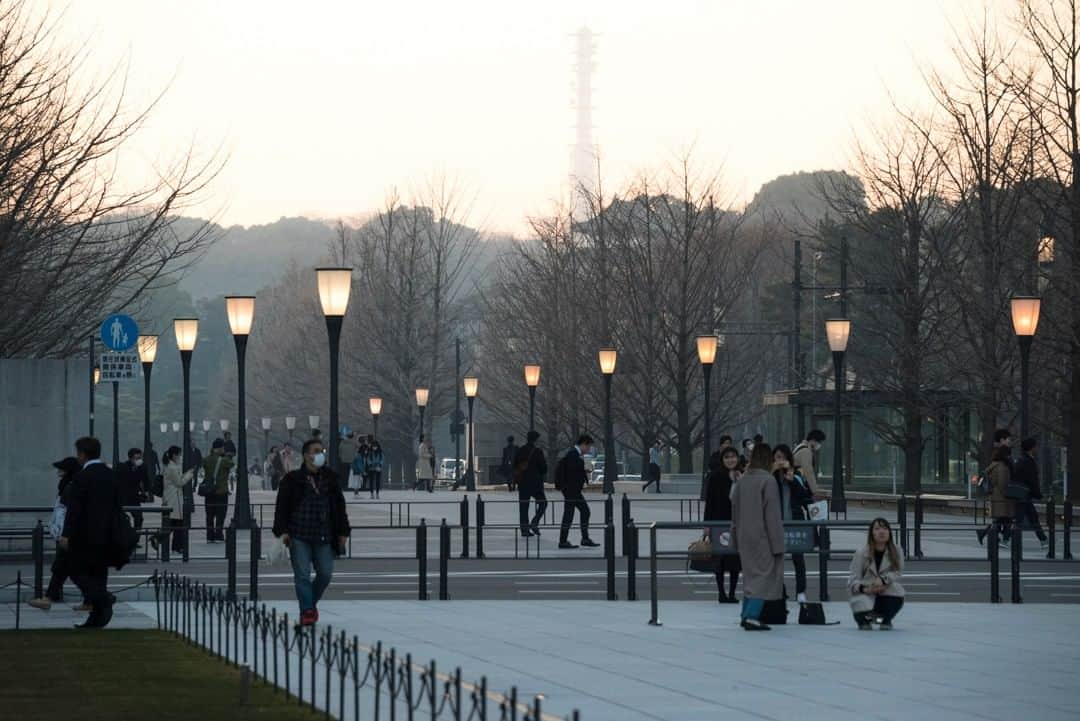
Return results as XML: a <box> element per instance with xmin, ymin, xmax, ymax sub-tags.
<box><xmin>530</xmin><ymin>525</ymin><xmax>541</xmax><ymax>536</ymax></box>
<box><xmin>520</xmin><ymin>529</ymin><xmax>535</xmax><ymax>538</ymax></box>
<box><xmin>741</xmin><ymin>618</ymin><xmax>770</xmax><ymax>631</ymax></box>
<box><xmin>976</xmin><ymin>528</ymin><xmax>986</xmax><ymax>546</ymax></box>
<box><xmin>580</xmin><ymin>539</ymin><xmax>600</xmax><ymax>547</ymax></box>
<box><xmin>97</xmin><ymin>602</ymin><xmax>114</xmax><ymax>628</ymax></box>
<box><xmin>558</xmin><ymin>541</ymin><xmax>579</xmax><ymax>549</ymax></box>
<box><xmin>717</xmin><ymin>593</ymin><xmax>729</xmax><ymax>604</ymax></box>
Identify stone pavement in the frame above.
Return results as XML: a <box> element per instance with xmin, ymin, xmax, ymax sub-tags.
<box><xmin>6</xmin><ymin>598</ymin><xmax>1075</xmax><ymax>721</ymax></box>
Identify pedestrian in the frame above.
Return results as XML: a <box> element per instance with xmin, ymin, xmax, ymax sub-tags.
<box><xmin>1013</xmin><ymin>437</ymin><xmax>1048</xmax><ymax>547</ymax></box>
<box><xmin>311</xmin><ymin>428</ymin><xmax>323</xmax><ymax>445</ymax></box>
<box><xmin>514</xmin><ymin>430</ymin><xmax>549</xmax><ymax>537</ymax></box>
<box><xmin>59</xmin><ymin>437</ymin><xmax>120</xmax><ymax>628</ymax></box>
<box><xmin>117</xmin><ymin>448</ymin><xmax>145</xmax><ymax>535</ymax></box>
<box><xmin>557</xmin><ymin>434</ymin><xmax>600</xmax><ymax>549</ymax></box>
<box><xmin>718</xmin><ymin>435</ymin><xmax>733</xmax><ymax>451</ymax></box>
<box><xmin>740</xmin><ymin>438</ymin><xmax>754</xmax><ymax>467</ymax></box>
<box><xmin>29</xmin><ymin>458</ymin><xmax>89</xmax><ymax>611</ymax></box>
<box><xmin>356</xmin><ymin>437</ymin><xmax>370</xmax><ymax>493</ymax></box>
<box><xmin>350</xmin><ymin>438</ymin><xmax>366</xmax><ymax>495</ymax></box>
<box><xmin>501</xmin><ymin>435</ymin><xmax>519</xmax><ymax>491</ymax></box>
<box><xmin>773</xmin><ymin>443</ymin><xmax>811</xmax><ymax>603</ymax></box>
<box><xmin>704</xmin><ymin>447</ymin><xmax>742</xmax><ymax>603</ymax></box>
<box><xmin>977</xmin><ymin>446</ymin><xmax>1014</xmax><ymax>546</ymax></box>
<box><xmin>417</xmin><ymin>435</ymin><xmax>435</xmax><ymax>492</ymax></box>
<box><xmin>848</xmin><ymin>518</ymin><xmax>905</xmax><ymax>630</ymax></box>
<box><xmin>161</xmin><ymin>445</ymin><xmax>192</xmax><ymax>555</ymax></box>
<box><xmin>338</xmin><ymin>429</ymin><xmax>356</xmax><ymax>489</ymax></box>
<box><xmin>730</xmin><ymin>442</ymin><xmax>785</xmax><ymax>631</ymax></box>
<box><xmin>144</xmin><ymin>441</ymin><xmax>161</xmax><ymax>499</ymax></box>
<box><xmin>643</xmin><ymin>439</ymin><xmax>663</xmax><ymax>493</ymax></box>
<box><xmin>272</xmin><ymin>438</ymin><xmax>351</xmax><ymax>626</ymax></box>
<box><xmin>223</xmin><ymin>430</ymin><xmax>237</xmax><ymax>458</ymax></box>
<box><xmin>201</xmin><ymin>438</ymin><xmax>234</xmax><ymax>542</ymax></box>
<box><xmin>186</xmin><ymin>439</ymin><xmax>203</xmax><ymax>513</ymax></box>
<box><xmin>792</xmin><ymin>429</ymin><xmax>826</xmax><ymax>497</ymax></box>
<box><xmin>271</xmin><ymin>445</ymin><xmax>287</xmax><ymax>490</ymax></box>
<box><xmin>367</xmin><ymin>439</ymin><xmax>384</xmax><ymax>498</ymax></box>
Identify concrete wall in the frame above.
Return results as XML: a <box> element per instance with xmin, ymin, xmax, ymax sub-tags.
<box><xmin>0</xmin><ymin>358</ymin><xmax>89</xmax><ymax>519</ymax></box>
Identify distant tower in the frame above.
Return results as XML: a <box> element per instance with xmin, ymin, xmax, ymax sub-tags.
<box><xmin>570</xmin><ymin>27</ymin><xmax>597</xmax><ymax>205</ymax></box>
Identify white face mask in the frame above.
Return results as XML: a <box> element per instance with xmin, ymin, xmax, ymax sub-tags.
<box><xmin>134</xmin><ymin>459</ymin><xmax>143</xmax><ymax>467</ymax></box>
<box><xmin>312</xmin><ymin>452</ymin><xmax>326</xmax><ymax>468</ymax></box>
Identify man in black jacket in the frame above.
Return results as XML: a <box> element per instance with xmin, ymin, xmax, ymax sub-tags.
<box><xmin>272</xmin><ymin>438</ymin><xmax>351</xmax><ymax>626</ymax></box>
<box><xmin>117</xmin><ymin>448</ymin><xmax>145</xmax><ymax>533</ymax></box>
<box><xmin>501</xmin><ymin>436</ymin><xmax>519</xmax><ymax>491</ymax></box>
<box><xmin>558</xmin><ymin>434</ymin><xmax>600</xmax><ymax>549</ymax></box>
<box><xmin>513</xmin><ymin>431</ymin><xmax>548</xmax><ymax>537</ymax></box>
<box><xmin>1013</xmin><ymin>437</ymin><xmax>1048</xmax><ymax>546</ymax></box>
<box><xmin>59</xmin><ymin>436</ymin><xmax>120</xmax><ymax>628</ymax></box>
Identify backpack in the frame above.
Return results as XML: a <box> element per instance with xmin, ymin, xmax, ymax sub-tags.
<box><xmin>976</xmin><ymin>468</ymin><xmax>993</xmax><ymax>497</ymax></box>
<box><xmin>553</xmin><ymin>454</ymin><xmax>569</xmax><ymax>491</ymax></box>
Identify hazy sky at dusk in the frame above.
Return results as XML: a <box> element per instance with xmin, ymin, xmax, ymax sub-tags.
<box><xmin>46</xmin><ymin>0</ymin><xmax>1005</xmax><ymax>234</ymax></box>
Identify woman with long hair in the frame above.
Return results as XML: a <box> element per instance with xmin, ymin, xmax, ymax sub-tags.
<box><xmin>848</xmin><ymin>517</ymin><xmax>905</xmax><ymax>629</ymax></box>
<box><xmin>772</xmin><ymin>443</ymin><xmax>812</xmax><ymax>602</ymax></box>
<box><xmin>730</xmin><ymin>443</ymin><xmax>785</xmax><ymax>630</ymax></box>
<box><xmin>161</xmin><ymin>445</ymin><xmax>193</xmax><ymax>554</ymax></box>
<box><xmin>705</xmin><ymin>447</ymin><xmax>743</xmax><ymax>602</ymax></box>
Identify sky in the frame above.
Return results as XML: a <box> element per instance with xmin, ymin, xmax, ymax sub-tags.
<box><xmin>43</xmin><ymin>0</ymin><xmax>1008</xmax><ymax>235</ymax></box>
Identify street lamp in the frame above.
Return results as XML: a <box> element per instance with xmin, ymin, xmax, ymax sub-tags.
<box><xmin>309</xmin><ymin>415</ymin><xmax>319</xmax><ymax>433</ymax></box>
<box><xmin>172</xmin><ymin>421</ymin><xmax>181</xmax><ymax>439</ymax></box>
<box><xmin>599</xmin><ymin>348</ymin><xmax>618</xmax><ymax>495</ymax></box>
<box><xmin>416</xmin><ymin>387</ymin><xmax>429</xmax><ymax>440</ymax></box>
<box><xmin>1011</xmin><ymin>296</ymin><xmax>1041</xmax><ymax>439</ymax></box>
<box><xmin>137</xmin><ymin>336</ymin><xmax>158</xmax><ymax>485</ymax></box>
<box><xmin>524</xmin><ymin>364</ymin><xmax>541</xmax><ymax>432</ymax></box>
<box><xmin>93</xmin><ymin>366</ymin><xmax>101</xmax><ymax>385</ymax></box>
<box><xmin>226</xmin><ymin>294</ymin><xmax>255</xmax><ymax>528</ymax></box>
<box><xmin>174</xmin><ymin>318</ymin><xmax>198</xmax><ymax>474</ymax></box>
<box><xmin>825</xmin><ymin>318</ymin><xmax>851</xmax><ymax>516</ymax></box>
<box><xmin>697</xmin><ymin>335</ymin><xmax>719</xmax><ymax>500</ymax></box>
<box><xmin>159</xmin><ymin>422</ymin><xmax>168</xmax><ymax>444</ymax></box>
<box><xmin>286</xmin><ymin>415</ymin><xmax>296</xmax><ymax>442</ymax></box>
<box><xmin>463</xmin><ymin>376</ymin><xmax>479</xmax><ymax>491</ymax></box>
<box><xmin>199</xmin><ymin>419</ymin><xmax>209</xmax><ymax>445</ymax></box>
<box><xmin>370</xmin><ymin>397</ymin><xmax>382</xmax><ymax>439</ymax></box>
<box><xmin>317</xmin><ymin>267</ymin><xmax>352</xmax><ymax>470</ymax></box>
<box><xmin>261</xmin><ymin>417</ymin><xmax>272</xmax><ymax>457</ymax></box>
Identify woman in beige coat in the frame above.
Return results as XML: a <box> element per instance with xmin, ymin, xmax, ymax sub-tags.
<box><xmin>731</xmin><ymin>443</ymin><xmax>785</xmax><ymax>631</ymax></box>
<box><xmin>161</xmin><ymin>445</ymin><xmax>192</xmax><ymax>554</ymax></box>
<box><xmin>977</xmin><ymin>446</ymin><xmax>1015</xmax><ymax>546</ymax></box>
<box><xmin>848</xmin><ymin>517</ymin><xmax>905</xmax><ymax>629</ymax></box>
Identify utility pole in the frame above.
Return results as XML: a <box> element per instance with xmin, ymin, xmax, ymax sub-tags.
<box><xmin>454</xmin><ymin>337</ymin><xmax>462</xmax><ymax>487</ymax></box>
<box><xmin>792</xmin><ymin>239</ymin><xmax>803</xmax><ymax>389</ymax></box>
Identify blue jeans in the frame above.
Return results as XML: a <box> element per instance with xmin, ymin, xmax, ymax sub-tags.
<box><xmin>290</xmin><ymin>538</ymin><xmax>334</xmax><ymax>613</ymax></box>
<box><xmin>741</xmin><ymin>598</ymin><xmax>764</xmax><ymax>621</ymax></box>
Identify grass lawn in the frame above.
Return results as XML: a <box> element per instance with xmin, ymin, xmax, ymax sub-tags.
<box><xmin>0</xmin><ymin>629</ymin><xmax>325</xmax><ymax>721</ymax></box>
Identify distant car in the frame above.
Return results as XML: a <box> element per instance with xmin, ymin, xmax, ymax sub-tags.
<box><xmin>438</xmin><ymin>458</ymin><xmax>465</xmax><ymax>481</ymax></box>
<box><xmin>590</xmin><ymin>455</ymin><xmax>624</xmax><ymax>484</ymax></box>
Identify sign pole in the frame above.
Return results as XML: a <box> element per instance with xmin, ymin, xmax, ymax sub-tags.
<box><xmin>112</xmin><ymin>380</ymin><xmax>120</xmax><ymax>468</ymax></box>
<box><xmin>89</xmin><ymin>336</ymin><xmax>95</xmax><ymax>436</ymax></box>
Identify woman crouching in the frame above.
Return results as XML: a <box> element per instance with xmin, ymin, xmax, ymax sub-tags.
<box><xmin>848</xmin><ymin>518</ymin><xmax>905</xmax><ymax>630</ymax></box>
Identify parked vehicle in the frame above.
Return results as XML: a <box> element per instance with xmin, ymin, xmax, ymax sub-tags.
<box><xmin>438</xmin><ymin>458</ymin><xmax>465</xmax><ymax>481</ymax></box>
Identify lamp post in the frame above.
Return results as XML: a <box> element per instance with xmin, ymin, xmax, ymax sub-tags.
<box><xmin>94</xmin><ymin>366</ymin><xmax>101</xmax><ymax>386</ymax></box>
<box><xmin>174</xmin><ymin>319</ymin><xmax>198</xmax><ymax>476</ymax></box>
<box><xmin>286</xmin><ymin>415</ymin><xmax>296</xmax><ymax>442</ymax></box>
<box><xmin>524</xmin><ymin>364</ymin><xmax>541</xmax><ymax>432</ymax></box>
<box><xmin>225</xmin><ymin>295</ymin><xmax>255</xmax><ymax>528</ymax></box>
<box><xmin>317</xmin><ymin>267</ymin><xmax>352</xmax><ymax>469</ymax></box>
<box><xmin>825</xmin><ymin>319</ymin><xmax>851</xmax><ymax>516</ymax></box>
<box><xmin>261</xmin><ymin>417</ymin><xmax>272</xmax><ymax>458</ymax></box>
<box><xmin>370</xmin><ymin>397</ymin><xmax>382</xmax><ymax>440</ymax></box>
<box><xmin>599</xmin><ymin>348</ymin><xmax>618</xmax><ymax>495</ymax></box>
<box><xmin>1011</xmin><ymin>296</ymin><xmax>1041</xmax><ymax>439</ymax></box>
<box><xmin>308</xmin><ymin>415</ymin><xmax>319</xmax><ymax>435</ymax></box>
<box><xmin>111</xmin><ymin>378</ymin><xmax>119</xmax><ymax>468</ymax></box>
<box><xmin>200</xmin><ymin>419</ymin><xmax>209</xmax><ymax>445</ymax></box>
<box><xmin>138</xmin><ymin>335</ymin><xmax>158</xmax><ymax>489</ymax></box>
<box><xmin>696</xmin><ymin>335</ymin><xmax>719</xmax><ymax>500</ymax></box>
<box><xmin>463</xmin><ymin>376</ymin><xmax>479</xmax><ymax>491</ymax></box>
<box><xmin>172</xmin><ymin>421</ymin><xmax>181</xmax><ymax>444</ymax></box>
<box><xmin>159</xmin><ymin>422</ymin><xmax>168</xmax><ymax>445</ymax></box>
<box><xmin>416</xmin><ymin>388</ymin><xmax>429</xmax><ymax>440</ymax></box>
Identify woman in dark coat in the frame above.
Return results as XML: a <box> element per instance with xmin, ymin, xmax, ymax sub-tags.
<box><xmin>704</xmin><ymin>447</ymin><xmax>742</xmax><ymax>603</ymax></box>
<box><xmin>29</xmin><ymin>458</ymin><xmax>88</xmax><ymax>610</ymax></box>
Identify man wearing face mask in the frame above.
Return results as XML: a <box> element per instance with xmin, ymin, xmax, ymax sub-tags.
<box><xmin>117</xmin><ymin>448</ymin><xmax>145</xmax><ymax>535</ymax></box>
<box><xmin>272</xmin><ymin>439</ymin><xmax>351</xmax><ymax>626</ymax></box>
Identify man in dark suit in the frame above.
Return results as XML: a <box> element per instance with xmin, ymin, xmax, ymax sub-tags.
<box><xmin>558</xmin><ymin>434</ymin><xmax>600</xmax><ymax>549</ymax></box>
<box><xmin>501</xmin><ymin>435</ymin><xmax>519</xmax><ymax>491</ymax></box>
<box><xmin>117</xmin><ymin>447</ymin><xmax>145</xmax><ymax>533</ymax></box>
<box><xmin>513</xmin><ymin>430</ymin><xmax>548</xmax><ymax>537</ymax></box>
<box><xmin>60</xmin><ymin>436</ymin><xmax>120</xmax><ymax>628</ymax></box>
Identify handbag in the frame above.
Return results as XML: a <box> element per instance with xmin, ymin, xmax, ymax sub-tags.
<box><xmin>197</xmin><ymin>457</ymin><xmax>222</xmax><ymax>497</ymax></box>
<box><xmin>798</xmin><ymin>602</ymin><xmax>838</xmax><ymax>625</ymax></box>
<box><xmin>687</xmin><ymin>534</ymin><xmax>715</xmax><ymax>573</ymax></box>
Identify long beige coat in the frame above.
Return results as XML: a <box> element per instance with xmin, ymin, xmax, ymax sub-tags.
<box><xmin>731</xmin><ymin>468</ymin><xmax>785</xmax><ymax>600</ymax></box>
<box><xmin>848</xmin><ymin>544</ymin><xmax>905</xmax><ymax>612</ymax></box>
<box><xmin>988</xmin><ymin>460</ymin><xmax>1014</xmax><ymax>520</ymax></box>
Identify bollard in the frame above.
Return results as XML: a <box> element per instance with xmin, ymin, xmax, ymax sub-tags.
<box><xmin>604</xmin><ymin>494</ymin><xmax>613</xmax><ymax>528</ymax></box>
<box><xmin>1011</xmin><ymin>524</ymin><xmax>1023</xmax><ymax>604</ymax></box>
<box><xmin>161</xmin><ymin>509</ymin><xmax>171</xmax><ymax>563</ymax></box>
<box><xmin>989</xmin><ymin>523</ymin><xmax>1000</xmax><ymax>603</ymax></box>
<box><xmin>459</xmin><ymin>496</ymin><xmax>470</xmax><ymax>559</ymax></box>
<box><xmin>439</xmin><ymin>519</ymin><xmax>449</xmax><ymax>600</ymax></box>
<box><xmin>605</xmin><ymin>523</ymin><xmax>616</xmax><ymax>601</ymax></box>
<box><xmin>621</xmin><ymin>494</ymin><xmax>631</xmax><ymax>557</ymax></box>
<box><xmin>627</xmin><ymin>521</ymin><xmax>637</xmax><ymax>601</ymax></box>
<box><xmin>648</xmin><ymin>524</ymin><xmax>661</xmax><ymax>626</ymax></box>
<box><xmin>1046</xmin><ymin>498</ymin><xmax>1056</xmax><ymax>560</ymax></box>
<box><xmin>476</xmin><ymin>496</ymin><xmax>485</xmax><ymax>559</ymax></box>
<box><xmin>817</xmin><ymin>525</ymin><xmax>830</xmax><ymax>603</ymax></box>
<box><xmin>249</xmin><ymin>523</ymin><xmax>260</xmax><ymax>602</ymax></box>
<box><xmin>1065</xmin><ymin>501</ymin><xmax>1073</xmax><ymax>560</ymax></box>
<box><xmin>897</xmin><ymin>495</ymin><xmax>909</xmax><ymax>559</ymax></box>
<box><xmin>914</xmin><ymin>495</ymin><xmax>924</xmax><ymax>558</ymax></box>
<box><xmin>32</xmin><ymin>520</ymin><xmax>44</xmax><ymax>600</ymax></box>
<box><xmin>226</xmin><ymin>524</ymin><xmax>237</xmax><ymax>602</ymax></box>
<box><xmin>417</xmin><ymin>520</ymin><xmax>428</xmax><ymax>600</ymax></box>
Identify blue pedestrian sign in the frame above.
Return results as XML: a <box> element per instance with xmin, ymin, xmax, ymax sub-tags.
<box><xmin>100</xmin><ymin>314</ymin><xmax>139</xmax><ymax>352</ymax></box>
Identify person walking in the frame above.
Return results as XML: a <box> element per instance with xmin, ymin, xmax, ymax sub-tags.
<box><xmin>59</xmin><ymin>437</ymin><xmax>120</xmax><ymax>628</ymax></box>
<box><xmin>792</xmin><ymin>429</ymin><xmax>826</xmax><ymax>497</ymax></box>
<box><xmin>117</xmin><ymin>448</ymin><xmax>145</xmax><ymax>537</ymax></box>
<box><xmin>501</xmin><ymin>436</ymin><xmax>519</xmax><ymax>491</ymax></box>
<box><xmin>144</xmin><ymin>442</ymin><xmax>161</xmax><ymax>499</ymax></box>
<box><xmin>642</xmin><ymin>439</ymin><xmax>663</xmax><ymax>493</ymax></box>
<box><xmin>704</xmin><ymin>448</ymin><xmax>742</xmax><ymax>603</ymax></box>
<box><xmin>730</xmin><ymin>443</ymin><xmax>785</xmax><ymax>631</ymax></box>
<box><xmin>272</xmin><ymin>438</ymin><xmax>351</xmax><ymax>626</ymax></box>
<box><xmin>355</xmin><ymin>437</ymin><xmax>371</xmax><ymax>493</ymax></box>
<box><xmin>774</xmin><ymin>443</ymin><xmax>812</xmax><ymax>603</ymax></box>
<box><xmin>161</xmin><ymin>445</ymin><xmax>192</xmax><ymax>555</ymax></box>
<box><xmin>848</xmin><ymin>518</ymin><xmax>905</xmax><ymax>629</ymax></box>
<box><xmin>29</xmin><ymin>458</ymin><xmax>89</xmax><ymax>611</ymax></box>
<box><xmin>367</xmin><ymin>439</ymin><xmax>385</xmax><ymax>498</ymax></box>
<box><xmin>201</xmin><ymin>439</ymin><xmax>234</xmax><ymax>542</ymax></box>
<box><xmin>338</xmin><ymin>429</ymin><xmax>356</xmax><ymax>489</ymax></box>
<box><xmin>1013</xmin><ymin>437</ymin><xmax>1048</xmax><ymax>547</ymax></box>
<box><xmin>557</xmin><ymin>434</ymin><xmax>600</xmax><ymax>549</ymax></box>
<box><xmin>977</xmin><ymin>446</ymin><xmax>1015</xmax><ymax>546</ymax></box>
<box><xmin>514</xmin><ymin>430</ymin><xmax>548</xmax><ymax>537</ymax></box>
<box><xmin>417</xmin><ymin>435</ymin><xmax>435</xmax><ymax>492</ymax></box>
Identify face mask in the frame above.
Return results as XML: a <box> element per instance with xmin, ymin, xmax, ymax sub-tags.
<box><xmin>134</xmin><ymin>459</ymin><xmax>143</xmax><ymax>467</ymax></box>
<box><xmin>312</xmin><ymin>452</ymin><xmax>326</xmax><ymax>468</ymax></box>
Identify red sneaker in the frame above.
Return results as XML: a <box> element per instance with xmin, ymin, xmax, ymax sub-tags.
<box><xmin>300</xmin><ymin>609</ymin><xmax>317</xmax><ymax>626</ymax></box>
<box><xmin>312</xmin><ymin>608</ymin><xmax>319</xmax><ymax>623</ymax></box>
